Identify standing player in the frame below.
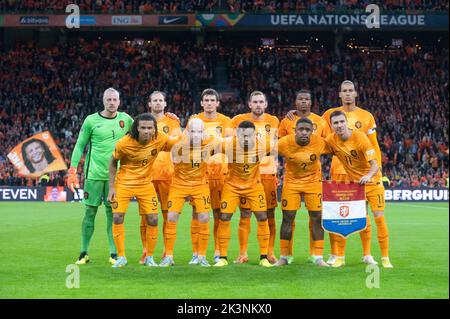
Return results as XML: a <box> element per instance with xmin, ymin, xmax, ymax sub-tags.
<box><xmin>325</xmin><ymin>111</ymin><xmax>392</xmax><ymax>268</ymax></box>
<box><xmin>139</xmin><ymin>91</ymin><xmax>181</xmax><ymax>264</ymax></box>
<box><xmin>107</xmin><ymin>113</ymin><xmax>178</xmax><ymax>268</ymax></box>
<box><xmin>322</xmin><ymin>81</ymin><xmax>385</xmax><ymax>266</ymax></box>
<box><xmin>230</xmin><ymin>91</ymin><xmax>279</xmax><ymax>264</ymax></box>
<box><xmin>276</xmin><ymin>117</ymin><xmax>330</xmax><ymax>267</ymax></box>
<box><xmin>160</xmin><ymin>118</ymin><xmax>216</xmax><ymax>267</ymax></box>
<box><xmin>280</xmin><ymin>90</ymin><xmax>330</xmax><ymax>264</ymax></box>
<box><xmin>214</xmin><ymin>121</ymin><xmax>273</xmax><ymax>267</ymax></box>
<box><xmin>67</xmin><ymin>88</ymin><xmax>133</xmax><ymax>265</ymax></box>
<box><xmin>188</xmin><ymin>89</ymin><xmax>232</xmax><ymax>264</ymax></box>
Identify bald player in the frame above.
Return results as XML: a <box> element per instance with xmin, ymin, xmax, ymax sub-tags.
<box><xmin>280</xmin><ymin>89</ymin><xmax>330</xmax><ymax>264</ymax></box>
<box><xmin>322</xmin><ymin>80</ymin><xmax>386</xmax><ymax>267</ymax></box>
<box><xmin>325</xmin><ymin>111</ymin><xmax>392</xmax><ymax>268</ymax></box>
<box><xmin>231</xmin><ymin>91</ymin><xmax>280</xmax><ymax>264</ymax></box>
<box><xmin>139</xmin><ymin>91</ymin><xmax>181</xmax><ymax>264</ymax></box>
<box><xmin>188</xmin><ymin>89</ymin><xmax>232</xmax><ymax>264</ymax></box>
<box><xmin>160</xmin><ymin>118</ymin><xmax>216</xmax><ymax>267</ymax></box>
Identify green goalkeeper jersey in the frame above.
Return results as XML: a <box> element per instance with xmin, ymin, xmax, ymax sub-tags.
<box><xmin>70</xmin><ymin>111</ymin><xmax>133</xmax><ymax>181</ymax></box>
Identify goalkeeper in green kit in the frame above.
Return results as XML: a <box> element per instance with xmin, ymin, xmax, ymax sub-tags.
<box><xmin>67</xmin><ymin>88</ymin><xmax>133</xmax><ymax>265</ymax></box>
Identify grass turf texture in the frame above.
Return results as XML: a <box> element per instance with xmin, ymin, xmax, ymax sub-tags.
<box><xmin>0</xmin><ymin>202</ymin><xmax>448</xmax><ymax>299</ymax></box>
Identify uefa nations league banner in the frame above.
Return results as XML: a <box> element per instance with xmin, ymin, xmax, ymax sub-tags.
<box><xmin>195</xmin><ymin>13</ymin><xmax>448</xmax><ymax>30</ymax></box>
<box><xmin>322</xmin><ymin>182</ymin><xmax>367</xmax><ymax>238</ymax></box>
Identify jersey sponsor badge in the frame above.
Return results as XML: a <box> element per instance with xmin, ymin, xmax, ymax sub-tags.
<box><xmin>310</xmin><ymin>154</ymin><xmax>317</xmax><ymax>161</ymax></box>
<box><xmin>350</xmin><ymin>150</ymin><xmax>358</xmax><ymax>157</ymax></box>
<box><xmin>119</xmin><ymin>120</ymin><xmax>124</xmax><ymax>128</ymax></box>
<box><xmin>355</xmin><ymin>121</ymin><xmax>362</xmax><ymax>129</ymax></box>
<box><xmin>163</xmin><ymin>126</ymin><xmax>169</xmax><ymax>133</ymax></box>
<box><xmin>265</xmin><ymin>124</ymin><xmax>271</xmax><ymax>132</ymax></box>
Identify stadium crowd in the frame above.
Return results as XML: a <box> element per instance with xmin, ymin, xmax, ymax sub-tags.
<box><xmin>0</xmin><ymin>39</ymin><xmax>448</xmax><ymax>188</ymax></box>
<box><xmin>0</xmin><ymin>0</ymin><xmax>448</xmax><ymax>13</ymax></box>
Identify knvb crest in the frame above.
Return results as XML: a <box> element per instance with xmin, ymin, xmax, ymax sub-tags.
<box><xmin>339</xmin><ymin>205</ymin><xmax>350</xmax><ymax>218</ymax></box>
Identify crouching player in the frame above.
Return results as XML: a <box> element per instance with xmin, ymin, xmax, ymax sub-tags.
<box><xmin>160</xmin><ymin>118</ymin><xmax>217</xmax><ymax>267</ymax></box>
<box><xmin>107</xmin><ymin>113</ymin><xmax>178</xmax><ymax>268</ymax></box>
<box><xmin>276</xmin><ymin>117</ymin><xmax>330</xmax><ymax>267</ymax></box>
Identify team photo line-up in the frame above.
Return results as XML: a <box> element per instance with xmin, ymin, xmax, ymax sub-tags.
<box><xmin>67</xmin><ymin>81</ymin><xmax>392</xmax><ymax>269</ymax></box>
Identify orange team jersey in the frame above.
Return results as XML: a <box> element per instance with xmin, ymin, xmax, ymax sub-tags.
<box><xmin>189</xmin><ymin>112</ymin><xmax>232</xmax><ymax>179</ymax></box>
<box><xmin>278</xmin><ymin>112</ymin><xmax>330</xmax><ymax>138</ymax></box>
<box><xmin>322</xmin><ymin>106</ymin><xmax>381</xmax><ymax>175</ymax></box>
<box><xmin>278</xmin><ymin>134</ymin><xmax>331</xmax><ymax>184</ymax></box>
<box><xmin>171</xmin><ymin>137</ymin><xmax>217</xmax><ymax>187</ymax></box>
<box><xmin>231</xmin><ymin>113</ymin><xmax>279</xmax><ymax>176</ymax></box>
<box><xmin>151</xmin><ymin>115</ymin><xmax>181</xmax><ymax>181</ymax></box>
<box><xmin>222</xmin><ymin>136</ymin><xmax>271</xmax><ymax>190</ymax></box>
<box><xmin>112</xmin><ymin>133</ymin><xmax>176</xmax><ymax>186</ymax></box>
<box><xmin>325</xmin><ymin>130</ymin><xmax>382</xmax><ymax>184</ymax></box>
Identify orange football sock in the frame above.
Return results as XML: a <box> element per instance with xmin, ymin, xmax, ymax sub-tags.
<box><xmin>288</xmin><ymin>220</ymin><xmax>296</xmax><ymax>255</ymax></box>
<box><xmin>213</xmin><ymin>217</ymin><xmax>220</xmax><ymax>252</ymax></box>
<box><xmin>165</xmin><ymin>221</ymin><xmax>177</xmax><ymax>256</ymax></box>
<box><xmin>375</xmin><ymin>215</ymin><xmax>389</xmax><ymax>257</ymax></box>
<box><xmin>218</xmin><ymin>220</ymin><xmax>231</xmax><ymax>257</ymax></box>
<box><xmin>330</xmin><ymin>233</ymin><xmax>346</xmax><ymax>257</ymax></box>
<box><xmin>329</xmin><ymin>233</ymin><xmax>339</xmax><ymax>256</ymax></box>
<box><xmin>280</xmin><ymin>239</ymin><xmax>289</xmax><ymax>256</ymax></box>
<box><xmin>257</xmin><ymin>220</ymin><xmax>270</xmax><ymax>256</ymax></box>
<box><xmin>112</xmin><ymin>223</ymin><xmax>125</xmax><ymax>257</ymax></box>
<box><xmin>359</xmin><ymin>215</ymin><xmax>372</xmax><ymax>256</ymax></box>
<box><xmin>309</xmin><ymin>218</ymin><xmax>314</xmax><ymax>255</ymax></box>
<box><xmin>313</xmin><ymin>240</ymin><xmax>324</xmax><ymax>257</ymax></box>
<box><xmin>140</xmin><ymin>216</ymin><xmax>147</xmax><ymax>249</ymax></box>
<box><xmin>145</xmin><ymin>224</ymin><xmax>158</xmax><ymax>256</ymax></box>
<box><xmin>268</xmin><ymin>217</ymin><xmax>276</xmax><ymax>256</ymax></box>
<box><xmin>190</xmin><ymin>218</ymin><xmax>200</xmax><ymax>254</ymax></box>
<box><xmin>238</xmin><ymin>217</ymin><xmax>251</xmax><ymax>255</ymax></box>
<box><xmin>162</xmin><ymin>212</ymin><xmax>168</xmax><ymax>240</ymax></box>
<box><xmin>198</xmin><ymin>221</ymin><xmax>210</xmax><ymax>256</ymax></box>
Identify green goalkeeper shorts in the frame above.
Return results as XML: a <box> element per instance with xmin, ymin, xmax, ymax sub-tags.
<box><xmin>82</xmin><ymin>179</ymin><xmax>110</xmax><ymax>208</ymax></box>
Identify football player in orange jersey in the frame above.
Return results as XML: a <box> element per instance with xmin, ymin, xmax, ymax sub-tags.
<box><xmin>230</xmin><ymin>91</ymin><xmax>279</xmax><ymax>264</ymax></box>
<box><xmin>214</xmin><ymin>120</ymin><xmax>273</xmax><ymax>267</ymax></box>
<box><xmin>280</xmin><ymin>89</ymin><xmax>330</xmax><ymax>264</ymax></box>
<box><xmin>107</xmin><ymin>113</ymin><xmax>179</xmax><ymax>268</ymax></box>
<box><xmin>188</xmin><ymin>89</ymin><xmax>232</xmax><ymax>264</ymax></box>
<box><xmin>160</xmin><ymin>118</ymin><xmax>217</xmax><ymax>267</ymax></box>
<box><xmin>139</xmin><ymin>91</ymin><xmax>182</xmax><ymax>264</ymax></box>
<box><xmin>322</xmin><ymin>81</ymin><xmax>385</xmax><ymax>267</ymax></box>
<box><xmin>325</xmin><ymin>111</ymin><xmax>392</xmax><ymax>268</ymax></box>
<box><xmin>276</xmin><ymin>117</ymin><xmax>330</xmax><ymax>267</ymax></box>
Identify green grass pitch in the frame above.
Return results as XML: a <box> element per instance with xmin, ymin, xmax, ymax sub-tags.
<box><xmin>0</xmin><ymin>201</ymin><xmax>448</xmax><ymax>299</ymax></box>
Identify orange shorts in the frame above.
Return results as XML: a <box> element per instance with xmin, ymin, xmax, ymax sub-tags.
<box><xmin>365</xmin><ymin>183</ymin><xmax>385</xmax><ymax>212</ymax></box>
<box><xmin>331</xmin><ymin>173</ymin><xmax>385</xmax><ymax>212</ymax></box>
<box><xmin>208</xmin><ymin>178</ymin><xmax>224</xmax><ymax>210</ymax></box>
<box><xmin>221</xmin><ymin>182</ymin><xmax>267</xmax><ymax>214</ymax></box>
<box><xmin>152</xmin><ymin>179</ymin><xmax>172</xmax><ymax>211</ymax></box>
<box><xmin>112</xmin><ymin>183</ymin><xmax>158</xmax><ymax>215</ymax></box>
<box><xmin>168</xmin><ymin>184</ymin><xmax>211</xmax><ymax>214</ymax></box>
<box><xmin>281</xmin><ymin>181</ymin><xmax>322</xmax><ymax>211</ymax></box>
<box><xmin>240</xmin><ymin>175</ymin><xmax>278</xmax><ymax>210</ymax></box>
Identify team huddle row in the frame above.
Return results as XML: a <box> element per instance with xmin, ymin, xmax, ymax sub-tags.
<box><xmin>68</xmin><ymin>82</ymin><xmax>393</xmax><ymax>269</ymax></box>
